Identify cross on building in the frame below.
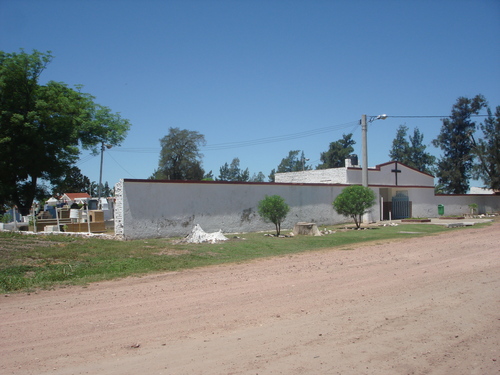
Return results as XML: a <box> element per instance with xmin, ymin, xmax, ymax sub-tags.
<box><xmin>391</xmin><ymin>162</ymin><xmax>402</xmax><ymax>185</ymax></box>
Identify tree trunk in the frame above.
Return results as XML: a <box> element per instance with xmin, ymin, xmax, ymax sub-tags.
<box><xmin>14</xmin><ymin>176</ymin><xmax>38</xmax><ymax>216</ymax></box>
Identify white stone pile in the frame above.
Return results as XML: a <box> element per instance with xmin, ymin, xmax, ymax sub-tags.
<box><xmin>184</xmin><ymin>224</ymin><xmax>228</xmax><ymax>244</ymax></box>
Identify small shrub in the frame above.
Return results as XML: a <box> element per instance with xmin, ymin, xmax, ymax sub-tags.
<box><xmin>257</xmin><ymin>195</ymin><xmax>290</xmax><ymax>235</ymax></box>
<box><xmin>332</xmin><ymin>185</ymin><xmax>376</xmax><ymax>229</ymax></box>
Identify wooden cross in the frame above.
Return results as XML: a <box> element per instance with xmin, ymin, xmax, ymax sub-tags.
<box><xmin>391</xmin><ymin>162</ymin><xmax>401</xmax><ymax>186</ymax></box>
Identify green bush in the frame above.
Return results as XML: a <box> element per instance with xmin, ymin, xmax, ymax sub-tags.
<box><xmin>257</xmin><ymin>195</ymin><xmax>290</xmax><ymax>235</ymax></box>
<box><xmin>333</xmin><ymin>185</ymin><xmax>376</xmax><ymax>228</ymax></box>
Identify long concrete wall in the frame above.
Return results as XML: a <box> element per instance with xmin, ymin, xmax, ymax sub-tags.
<box><xmin>115</xmin><ymin>179</ymin><xmax>500</xmax><ymax>240</ymax></box>
<box><xmin>115</xmin><ymin>179</ymin><xmax>351</xmax><ymax>240</ymax></box>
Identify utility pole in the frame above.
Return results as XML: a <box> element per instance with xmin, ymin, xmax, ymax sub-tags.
<box><xmin>97</xmin><ymin>142</ymin><xmax>105</xmax><ymax>207</ymax></box>
<box><xmin>361</xmin><ymin>114</ymin><xmax>368</xmax><ymax>187</ymax></box>
<box><xmin>361</xmin><ymin>114</ymin><xmax>387</xmax><ymax>188</ymax></box>
<box><xmin>97</xmin><ymin>142</ymin><xmax>112</xmax><ymax>209</ymax></box>
<box><xmin>361</xmin><ymin>114</ymin><xmax>387</xmax><ymax>224</ymax></box>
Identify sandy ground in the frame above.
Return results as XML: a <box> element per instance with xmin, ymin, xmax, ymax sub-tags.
<box><xmin>1</xmin><ymin>223</ymin><xmax>499</xmax><ymax>375</ymax></box>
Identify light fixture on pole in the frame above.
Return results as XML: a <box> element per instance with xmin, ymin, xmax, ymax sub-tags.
<box><xmin>361</xmin><ymin>114</ymin><xmax>387</xmax><ymax>187</ymax></box>
<box><xmin>97</xmin><ymin>142</ymin><xmax>112</xmax><ymax>208</ymax></box>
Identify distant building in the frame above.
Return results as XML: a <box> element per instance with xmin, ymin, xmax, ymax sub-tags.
<box><xmin>275</xmin><ymin>159</ymin><xmax>435</xmax><ymax>220</ymax></box>
<box><xmin>60</xmin><ymin>193</ymin><xmax>92</xmax><ymax>206</ymax></box>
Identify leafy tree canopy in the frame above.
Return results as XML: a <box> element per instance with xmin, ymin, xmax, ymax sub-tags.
<box><xmin>268</xmin><ymin>150</ymin><xmax>310</xmax><ymax>182</ymax></box>
<box><xmin>432</xmin><ymin>95</ymin><xmax>487</xmax><ymax>194</ymax></box>
<box><xmin>268</xmin><ymin>168</ymin><xmax>276</xmax><ymax>183</ymax></box>
<box><xmin>249</xmin><ymin>171</ymin><xmax>266</xmax><ymax>182</ymax></box>
<box><xmin>332</xmin><ymin>185</ymin><xmax>375</xmax><ymax>229</ymax></box>
<box><xmin>0</xmin><ymin>50</ymin><xmax>130</xmax><ymax>214</ymax></box>
<box><xmin>389</xmin><ymin>125</ymin><xmax>435</xmax><ymax>174</ymax></box>
<box><xmin>257</xmin><ymin>195</ymin><xmax>290</xmax><ymax>235</ymax></box>
<box><xmin>51</xmin><ymin>166</ymin><xmax>91</xmax><ymax>196</ymax></box>
<box><xmin>277</xmin><ymin>150</ymin><xmax>310</xmax><ymax>173</ymax></box>
<box><xmin>218</xmin><ymin>157</ymin><xmax>250</xmax><ymax>182</ymax></box>
<box><xmin>317</xmin><ymin>133</ymin><xmax>355</xmax><ymax>169</ymax></box>
<box><xmin>471</xmin><ymin>106</ymin><xmax>500</xmax><ymax>190</ymax></box>
<box><xmin>151</xmin><ymin>127</ymin><xmax>205</xmax><ymax>181</ymax></box>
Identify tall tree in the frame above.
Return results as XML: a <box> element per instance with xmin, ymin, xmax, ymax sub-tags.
<box><xmin>268</xmin><ymin>168</ymin><xmax>276</xmax><ymax>183</ymax></box>
<box><xmin>389</xmin><ymin>125</ymin><xmax>435</xmax><ymax>174</ymax></box>
<box><xmin>151</xmin><ymin>127</ymin><xmax>205</xmax><ymax>180</ymax></box>
<box><xmin>0</xmin><ymin>50</ymin><xmax>130</xmax><ymax>214</ymax></box>
<box><xmin>317</xmin><ymin>133</ymin><xmax>355</xmax><ymax>169</ymax></box>
<box><xmin>389</xmin><ymin>125</ymin><xmax>411</xmax><ymax>162</ymax></box>
<box><xmin>409</xmin><ymin>127</ymin><xmax>436</xmax><ymax>175</ymax></box>
<box><xmin>51</xmin><ymin>166</ymin><xmax>91</xmax><ymax>196</ymax></box>
<box><xmin>217</xmin><ymin>157</ymin><xmax>250</xmax><ymax>182</ymax></box>
<box><xmin>267</xmin><ymin>150</ymin><xmax>310</xmax><ymax>182</ymax></box>
<box><xmin>432</xmin><ymin>95</ymin><xmax>487</xmax><ymax>194</ymax></box>
<box><xmin>471</xmin><ymin>106</ymin><xmax>500</xmax><ymax>190</ymax></box>
<box><xmin>277</xmin><ymin>150</ymin><xmax>310</xmax><ymax>173</ymax></box>
<box><xmin>250</xmin><ymin>171</ymin><xmax>266</xmax><ymax>182</ymax></box>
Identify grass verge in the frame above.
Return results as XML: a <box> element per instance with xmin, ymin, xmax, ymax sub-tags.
<box><xmin>0</xmin><ymin>221</ymin><xmax>492</xmax><ymax>293</ymax></box>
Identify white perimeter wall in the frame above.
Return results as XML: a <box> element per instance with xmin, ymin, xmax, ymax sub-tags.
<box><xmin>115</xmin><ymin>180</ymin><xmax>353</xmax><ymax>239</ymax></box>
<box><xmin>115</xmin><ymin>179</ymin><xmax>500</xmax><ymax>240</ymax></box>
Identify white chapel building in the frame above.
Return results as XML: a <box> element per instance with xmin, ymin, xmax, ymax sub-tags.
<box><xmin>275</xmin><ymin>159</ymin><xmax>435</xmax><ymax>220</ymax></box>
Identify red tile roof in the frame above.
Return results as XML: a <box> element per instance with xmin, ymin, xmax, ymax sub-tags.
<box><xmin>63</xmin><ymin>193</ymin><xmax>91</xmax><ymax>200</ymax></box>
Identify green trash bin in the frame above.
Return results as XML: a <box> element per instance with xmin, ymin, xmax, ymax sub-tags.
<box><xmin>438</xmin><ymin>204</ymin><xmax>444</xmax><ymax>216</ymax></box>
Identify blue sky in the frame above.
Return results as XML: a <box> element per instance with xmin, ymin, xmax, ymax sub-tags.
<box><xmin>2</xmin><ymin>0</ymin><xmax>499</xmax><ymax>188</ymax></box>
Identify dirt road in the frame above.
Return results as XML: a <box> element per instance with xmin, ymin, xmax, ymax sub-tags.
<box><xmin>1</xmin><ymin>223</ymin><xmax>499</xmax><ymax>375</ymax></box>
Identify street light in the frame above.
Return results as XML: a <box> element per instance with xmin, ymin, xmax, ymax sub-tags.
<box><xmin>361</xmin><ymin>114</ymin><xmax>387</xmax><ymax>187</ymax></box>
<box><xmin>97</xmin><ymin>142</ymin><xmax>112</xmax><ymax>208</ymax></box>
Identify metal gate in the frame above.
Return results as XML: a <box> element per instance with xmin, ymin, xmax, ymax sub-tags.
<box><xmin>392</xmin><ymin>191</ymin><xmax>411</xmax><ymax>219</ymax></box>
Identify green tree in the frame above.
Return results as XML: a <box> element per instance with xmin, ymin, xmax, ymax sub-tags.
<box><xmin>268</xmin><ymin>150</ymin><xmax>310</xmax><ymax>182</ymax></box>
<box><xmin>409</xmin><ymin>127</ymin><xmax>436</xmax><ymax>174</ymax></box>
<box><xmin>88</xmin><ymin>181</ymin><xmax>99</xmax><ymax>197</ymax></box>
<box><xmin>332</xmin><ymin>185</ymin><xmax>376</xmax><ymax>229</ymax></box>
<box><xmin>202</xmin><ymin>170</ymin><xmax>214</xmax><ymax>181</ymax></box>
<box><xmin>268</xmin><ymin>168</ymin><xmax>276</xmax><ymax>182</ymax></box>
<box><xmin>257</xmin><ymin>195</ymin><xmax>290</xmax><ymax>235</ymax></box>
<box><xmin>471</xmin><ymin>106</ymin><xmax>500</xmax><ymax>190</ymax></box>
<box><xmin>432</xmin><ymin>95</ymin><xmax>487</xmax><ymax>194</ymax></box>
<box><xmin>389</xmin><ymin>125</ymin><xmax>435</xmax><ymax>174</ymax></box>
<box><xmin>0</xmin><ymin>50</ymin><xmax>130</xmax><ymax>214</ymax></box>
<box><xmin>317</xmin><ymin>133</ymin><xmax>355</xmax><ymax>169</ymax></box>
<box><xmin>101</xmin><ymin>181</ymin><xmax>112</xmax><ymax>197</ymax></box>
<box><xmin>249</xmin><ymin>171</ymin><xmax>266</xmax><ymax>182</ymax></box>
<box><xmin>389</xmin><ymin>125</ymin><xmax>411</xmax><ymax>162</ymax></box>
<box><xmin>277</xmin><ymin>150</ymin><xmax>311</xmax><ymax>173</ymax></box>
<box><xmin>218</xmin><ymin>157</ymin><xmax>250</xmax><ymax>182</ymax></box>
<box><xmin>51</xmin><ymin>166</ymin><xmax>91</xmax><ymax>196</ymax></box>
<box><xmin>151</xmin><ymin>127</ymin><xmax>205</xmax><ymax>180</ymax></box>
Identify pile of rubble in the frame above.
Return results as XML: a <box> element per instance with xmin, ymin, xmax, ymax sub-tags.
<box><xmin>183</xmin><ymin>224</ymin><xmax>228</xmax><ymax>244</ymax></box>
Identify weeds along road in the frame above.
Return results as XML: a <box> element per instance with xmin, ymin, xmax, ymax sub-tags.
<box><xmin>0</xmin><ymin>222</ymin><xmax>499</xmax><ymax>375</ymax></box>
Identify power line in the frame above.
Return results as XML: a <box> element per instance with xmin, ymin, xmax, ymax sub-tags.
<box><xmin>76</xmin><ymin>153</ymin><xmax>97</xmax><ymax>165</ymax></box>
<box><xmin>204</xmin><ymin>121</ymin><xmax>358</xmax><ymax>150</ymax></box>
<box><xmin>106</xmin><ymin>151</ymin><xmax>136</xmax><ymax>178</ymax></box>
<box><xmin>112</xmin><ymin>120</ymin><xmax>359</xmax><ymax>153</ymax></box>
<box><xmin>375</xmin><ymin>115</ymin><xmax>489</xmax><ymax>119</ymax></box>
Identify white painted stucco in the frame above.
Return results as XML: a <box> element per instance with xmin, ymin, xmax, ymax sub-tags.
<box><xmin>115</xmin><ymin>177</ymin><xmax>500</xmax><ymax>240</ymax></box>
<box><xmin>116</xmin><ymin>180</ymin><xmax>358</xmax><ymax>239</ymax></box>
<box><xmin>275</xmin><ymin>168</ymin><xmax>347</xmax><ymax>184</ymax></box>
<box><xmin>276</xmin><ymin>161</ymin><xmax>434</xmax><ymax>187</ymax></box>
